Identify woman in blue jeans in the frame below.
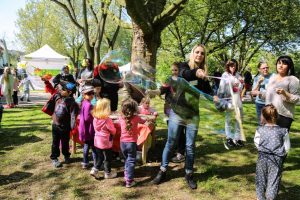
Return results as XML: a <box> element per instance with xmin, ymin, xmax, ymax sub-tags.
<box><xmin>251</xmin><ymin>61</ymin><xmax>274</xmax><ymax>125</ymax></box>
<box><xmin>152</xmin><ymin>44</ymin><xmax>212</xmax><ymax>189</ymax></box>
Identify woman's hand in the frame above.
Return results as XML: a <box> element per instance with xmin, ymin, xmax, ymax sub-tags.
<box><xmin>276</xmin><ymin>87</ymin><xmax>290</xmax><ymax>98</ymax></box>
<box><xmin>196</xmin><ymin>69</ymin><xmax>206</xmax><ymax>79</ymax></box>
<box><xmin>213</xmin><ymin>95</ymin><xmax>219</xmax><ymax>103</ymax></box>
<box><xmin>251</xmin><ymin>90</ymin><xmax>260</xmax><ymax>96</ymax></box>
<box><xmin>258</xmin><ymin>76</ymin><xmax>264</xmax><ymax>84</ymax></box>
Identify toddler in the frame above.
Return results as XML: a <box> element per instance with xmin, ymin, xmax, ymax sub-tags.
<box><xmin>47</xmin><ymin>82</ymin><xmax>78</xmax><ymax>167</ymax></box>
<box><xmin>254</xmin><ymin>104</ymin><xmax>290</xmax><ymax>200</ymax></box>
<box><xmin>90</xmin><ymin>98</ymin><xmax>117</xmax><ymax>179</ymax></box>
<box><xmin>19</xmin><ymin>73</ymin><xmax>35</xmax><ymax>102</ymax></box>
<box><xmin>138</xmin><ymin>96</ymin><xmax>158</xmax><ymax>118</ymax></box>
<box><xmin>119</xmin><ymin>99</ymin><xmax>147</xmax><ymax>188</ymax></box>
<box><xmin>79</xmin><ymin>85</ymin><xmax>96</xmax><ymax>169</ymax></box>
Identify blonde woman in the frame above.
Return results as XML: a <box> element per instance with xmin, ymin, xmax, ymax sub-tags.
<box><xmin>153</xmin><ymin>44</ymin><xmax>212</xmax><ymax>189</ymax></box>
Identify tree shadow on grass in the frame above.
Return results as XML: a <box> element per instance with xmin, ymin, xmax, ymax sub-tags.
<box><xmin>195</xmin><ymin>163</ymin><xmax>256</xmax><ymax>182</ymax></box>
<box><xmin>0</xmin><ymin>127</ymin><xmax>44</xmax><ymax>154</ymax></box>
<box><xmin>278</xmin><ymin>184</ymin><xmax>300</xmax><ymax>200</ymax></box>
<box><xmin>0</xmin><ymin>171</ymin><xmax>33</xmax><ymax>186</ymax></box>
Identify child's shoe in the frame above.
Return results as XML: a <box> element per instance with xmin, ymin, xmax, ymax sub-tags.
<box><xmin>52</xmin><ymin>159</ymin><xmax>62</xmax><ymax>168</ymax></box>
<box><xmin>171</xmin><ymin>153</ymin><xmax>185</xmax><ymax>163</ymax></box>
<box><xmin>81</xmin><ymin>162</ymin><xmax>89</xmax><ymax>169</ymax></box>
<box><xmin>125</xmin><ymin>180</ymin><xmax>136</xmax><ymax>188</ymax></box>
<box><xmin>90</xmin><ymin>167</ymin><xmax>99</xmax><ymax>179</ymax></box>
<box><xmin>104</xmin><ymin>171</ymin><xmax>117</xmax><ymax>179</ymax></box>
<box><xmin>64</xmin><ymin>157</ymin><xmax>71</xmax><ymax>164</ymax></box>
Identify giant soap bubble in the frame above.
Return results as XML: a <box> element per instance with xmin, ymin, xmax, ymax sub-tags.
<box><xmin>97</xmin><ymin>49</ymin><xmax>244</xmax><ymax>141</ymax></box>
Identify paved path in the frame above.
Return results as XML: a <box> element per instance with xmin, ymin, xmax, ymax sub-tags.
<box><xmin>2</xmin><ymin>92</ymin><xmax>51</xmax><ymax>108</ymax></box>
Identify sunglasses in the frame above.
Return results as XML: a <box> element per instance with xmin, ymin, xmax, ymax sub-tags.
<box><xmin>260</xmin><ymin>67</ymin><xmax>269</xmax><ymax>70</ymax></box>
<box><xmin>85</xmin><ymin>91</ymin><xmax>94</xmax><ymax>96</ymax></box>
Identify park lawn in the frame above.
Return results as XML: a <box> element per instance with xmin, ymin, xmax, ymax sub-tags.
<box><xmin>0</xmin><ymin>100</ymin><xmax>300</xmax><ymax>200</ymax></box>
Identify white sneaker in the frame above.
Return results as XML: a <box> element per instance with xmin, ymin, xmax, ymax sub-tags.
<box><xmin>126</xmin><ymin>181</ymin><xmax>137</xmax><ymax>188</ymax></box>
<box><xmin>104</xmin><ymin>171</ymin><xmax>117</xmax><ymax>179</ymax></box>
<box><xmin>90</xmin><ymin>168</ymin><xmax>99</xmax><ymax>178</ymax></box>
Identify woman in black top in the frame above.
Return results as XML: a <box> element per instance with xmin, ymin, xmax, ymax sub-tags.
<box><xmin>153</xmin><ymin>44</ymin><xmax>212</xmax><ymax>189</ymax></box>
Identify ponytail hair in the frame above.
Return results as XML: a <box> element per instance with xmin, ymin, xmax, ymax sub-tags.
<box><xmin>121</xmin><ymin>99</ymin><xmax>138</xmax><ymax>131</ymax></box>
<box><xmin>261</xmin><ymin>104</ymin><xmax>278</xmax><ymax>124</ymax></box>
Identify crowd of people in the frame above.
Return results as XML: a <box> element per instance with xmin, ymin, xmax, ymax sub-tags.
<box><xmin>42</xmin><ymin>46</ymin><xmax>298</xmax><ymax>199</ymax></box>
<box><xmin>1</xmin><ymin>44</ymin><xmax>299</xmax><ymax>198</ymax></box>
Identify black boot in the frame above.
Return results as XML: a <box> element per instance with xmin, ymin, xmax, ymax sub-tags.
<box><xmin>152</xmin><ymin>170</ymin><xmax>166</xmax><ymax>184</ymax></box>
<box><xmin>185</xmin><ymin>173</ymin><xmax>197</xmax><ymax>189</ymax></box>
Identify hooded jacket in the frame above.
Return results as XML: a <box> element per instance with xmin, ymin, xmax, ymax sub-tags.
<box><xmin>93</xmin><ymin>117</ymin><xmax>116</xmax><ymax>149</ymax></box>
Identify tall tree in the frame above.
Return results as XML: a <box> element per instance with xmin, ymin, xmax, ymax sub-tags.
<box><xmin>124</xmin><ymin>0</ymin><xmax>188</xmax><ymax>68</ymax></box>
<box><xmin>160</xmin><ymin>0</ymin><xmax>300</xmax><ymax>72</ymax></box>
<box><xmin>51</xmin><ymin>0</ymin><xmax>130</xmax><ymax>65</ymax></box>
<box><xmin>16</xmin><ymin>0</ymin><xmax>85</xmax><ymax>67</ymax></box>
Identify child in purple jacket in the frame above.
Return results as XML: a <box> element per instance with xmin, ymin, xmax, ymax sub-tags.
<box><xmin>79</xmin><ymin>85</ymin><xmax>96</xmax><ymax>169</ymax></box>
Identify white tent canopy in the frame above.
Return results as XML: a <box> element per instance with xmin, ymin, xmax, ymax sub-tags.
<box><xmin>21</xmin><ymin>44</ymin><xmax>69</xmax><ymax>69</ymax></box>
<box><xmin>20</xmin><ymin>44</ymin><xmax>69</xmax><ymax>90</ymax></box>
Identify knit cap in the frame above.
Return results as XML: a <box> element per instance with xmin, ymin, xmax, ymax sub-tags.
<box><xmin>82</xmin><ymin>85</ymin><xmax>94</xmax><ymax>94</ymax></box>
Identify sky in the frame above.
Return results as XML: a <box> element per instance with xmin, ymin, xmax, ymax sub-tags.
<box><xmin>0</xmin><ymin>0</ymin><xmax>27</xmax><ymax>50</ymax></box>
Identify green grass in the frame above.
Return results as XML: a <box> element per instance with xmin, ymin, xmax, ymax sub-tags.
<box><xmin>0</xmin><ymin>100</ymin><xmax>300</xmax><ymax>199</ymax></box>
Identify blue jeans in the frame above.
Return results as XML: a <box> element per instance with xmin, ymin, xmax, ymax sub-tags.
<box><xmin>121</xmin><ymin>142</ymin><xmax>137</xmax><ymax>182</ymax></box>
<box><xmin>161</xmin><ymin>110</ymin><xmax>198</xmax><ymax>174</ymax></box>
<box><xmin>94</xmin><ymin>148</ymin><xmax>112</xmax><ymax>173</ymax></box>
<box><xmin>255</xmin><ymin>102</ymin><xmax>265</xmax><ymax>125</ymax></box>
<box><xmin>83</xmin><ymin>140</ymin><xmax>97</xmax><ymax>165</ymax></box>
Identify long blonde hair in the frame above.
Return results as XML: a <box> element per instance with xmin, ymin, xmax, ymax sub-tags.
<box><xmin>92</xmin><ymin>98</ymin><xmax>111</xmax><ymax>119</ymax></box>
<box><xmin>3</xmin><ymin>67</ymin><xmax>11</xmax><ymax>82</ymax></box>
<box><xmin>188</xmin><ymin>44</ymin><xmax>208</xmax><ymax>74</ymax></box>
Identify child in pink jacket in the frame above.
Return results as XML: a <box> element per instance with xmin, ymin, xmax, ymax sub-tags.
<box><xmin>119</xmin><ymin>99</ymin><xmax>147</xmax><ymax>188</ymax></box>
<box><xmin>90</xmin><ymin>98</ymin><xmax>117</xmax><ymax>179</ymax></box>
<box><xmin>138</xmin><ymin>96</ymin><xmax>158</xmax><ymax>117</ymax></box>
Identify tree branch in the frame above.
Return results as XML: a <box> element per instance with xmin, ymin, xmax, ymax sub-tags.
<box><xmin>89</xmin><ymin>6</ymin><xmax>99</xmax><ymax>24</ymax></box>
<box><xmin>51</xmin><ymin>0</ymin><xmax>84</xmax><ymax>31</ymax></box>
<box><xmin>124</xmin><ymin>0</ymin><xmax>153</xmax><ymax>34</ymax></box>
<box><xmin>154</xmin><ymin>0</ymin><xmax>188</xmax><ymax>31</ymax></box>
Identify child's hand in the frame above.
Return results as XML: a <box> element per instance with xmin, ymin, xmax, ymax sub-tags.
<box><xmin>213</xmin><ymin>95</ymin><xmax>219</xmax><ymax>103</ymax></box>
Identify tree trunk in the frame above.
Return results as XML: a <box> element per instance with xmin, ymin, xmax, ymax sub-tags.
<box><xmin>131</xmin><ymin>23</ymin><xmax>159</xmax><ymax>71</ymax></box>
